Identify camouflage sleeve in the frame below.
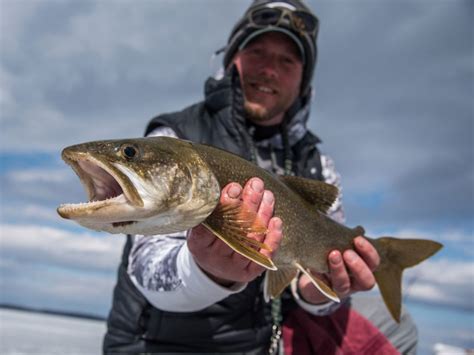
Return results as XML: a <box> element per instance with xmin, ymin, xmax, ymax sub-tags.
<box><xmin>127</xmin><ymin>126</ymin><xmax>247</xmax><ymax>311</ymax></box>
<box><xmin>321</xmin><ymin>154</ymin><xmax>346</xmax><ymax>224</ymax></box>
<box><xmin>128</xmin><ymin>233</ymin><xmax>246</xmax><ymax>311</ymax></box>
<box><xmin>128</xmin><ymin>233</ymin><xmax>185</xmax><ymax>292</ymax></box>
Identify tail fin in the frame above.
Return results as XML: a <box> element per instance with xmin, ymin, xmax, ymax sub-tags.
<box><xmin>373</xmin><ymin>237</ymin><xmax>442</xmax><ymax>323</ymax></box>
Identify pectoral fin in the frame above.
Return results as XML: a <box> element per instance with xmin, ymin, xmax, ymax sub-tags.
<box><xmin>264</xmin><ymin>268</ymin><xmax>299</xmax><ymax>302</ymax></box>
<box><xmin>203</xmin><ymin>202</ymin><xmax>277</xmax><ymax>271</ymax></box>
<box><xmin>294</xmin><ymin>262</ymin><xmax>340</xmax><ymax>303</ymax></box>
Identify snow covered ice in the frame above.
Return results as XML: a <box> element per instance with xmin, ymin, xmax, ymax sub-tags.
<box><xmin>0</xmin><ymin>309</ymin><xmax>105</xmax><ymax>354</ymax></box>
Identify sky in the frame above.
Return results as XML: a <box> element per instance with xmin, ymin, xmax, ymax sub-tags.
<box><xmin>0</xmin><ymin>0</ymin><xmax>473</xmax><ymax>352</ymax></box>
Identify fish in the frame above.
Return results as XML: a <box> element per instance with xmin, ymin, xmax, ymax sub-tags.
<box><xmin>57</xmin><ymin>136</ymin><xmax>442</xmax><ymax>322</ymax></box>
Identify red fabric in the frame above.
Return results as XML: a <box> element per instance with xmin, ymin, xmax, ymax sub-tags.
<box><xmin>282</xmin><ymin>306</ymin><xmax>399</xmax><ymax>355</ymax></box>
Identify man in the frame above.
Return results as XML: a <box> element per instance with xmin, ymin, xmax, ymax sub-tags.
<box><xmin>104</xmin><ymin>1</ymin><xmax>417</xmax><ymax>353</ymax></box>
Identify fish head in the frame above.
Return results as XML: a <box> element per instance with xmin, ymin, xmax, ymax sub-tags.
<box><xmin>57</xmin><ymin>137</ymin><xmax>221</xmax><ymax>235</ymax></box>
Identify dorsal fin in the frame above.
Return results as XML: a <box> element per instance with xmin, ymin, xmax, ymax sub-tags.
<box><xmin>352</xmin><ymin>225</ymin><xmax>365</xmax><ymax>237</ymax></box>
<box><xmin>279</xmin><ymin>175</ymin><xmax>339</xmax><ymax>213</ymax></box>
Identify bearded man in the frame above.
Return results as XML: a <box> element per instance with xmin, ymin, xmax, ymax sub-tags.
<box><xmin>104</xmin><ymin>1</ymin><xmax>417</xmax><ymax>353</ymax></box>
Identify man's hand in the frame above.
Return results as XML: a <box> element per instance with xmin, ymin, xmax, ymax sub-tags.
<box><xmin>298</xmin><ymin>237</ymin><xmax>381</xmax><ymax>304</ymax></box>
<box><xmin>187</xmin><ymin>178</ymin><xmax>283</xmax><ymax>287</ymax></box>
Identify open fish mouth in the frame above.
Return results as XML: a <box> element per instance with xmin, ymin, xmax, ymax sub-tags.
<box><xmin>57</xmin><ymin>152</ymin><xmax>143</xmax><ymax>220</ymax></box>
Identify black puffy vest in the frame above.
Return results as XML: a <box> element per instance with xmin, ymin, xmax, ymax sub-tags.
<box><xmin>103</xmin><ymin>72</ymin><xmax>324</xmax><ymax>354</ymax></box>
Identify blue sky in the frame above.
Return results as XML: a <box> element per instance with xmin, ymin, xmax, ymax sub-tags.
<box><xmin>0</xmin><ymin>0</ymin><xmax>472</xmax><ymax>352</ymax></box>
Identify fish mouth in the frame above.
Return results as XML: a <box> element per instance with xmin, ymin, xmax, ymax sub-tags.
<box><xmin>57</xmin><ymin>151</ymin><xmax>143</xmax><ymax>220</ymax></box>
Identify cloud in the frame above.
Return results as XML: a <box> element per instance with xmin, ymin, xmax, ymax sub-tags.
<box><xmin>3</xmin><ymin>204</ymin><xmax>63</xmax><ymax>224</ymax></box>
<box><xmin>0</xmin><ymin>164</ymin><xmax>90</xmax><ymax>228</ymax></box>
<box><xmin>307</xmin><ymin>2</ymin><xmax>473</xmax><ymax>231</ymax></box>
<box><xmin>395</xmin><ymin>228</ymin><xmax>473</xmax><ymax>245</ymax></box>
<box><xmin>6</xmin><ymin>168</ymin><xmax>72</xmax><ymax>183</ymax></box>
<box><xmin>1</xmin><ymin>165</ymin><xmax>84</xmax><ymax>209</ymax></box>
<box><xmin>0</xmin><ymin>223</ymin><xmax>126</xmax><ymax>315</ymax></box>
<box><xmin>404</xmin><ymin>259</ymin><xmax>474</xmax><ymax>311</ymax></box>
<box><xmin>0</xmin><ymin>0</ymin><xmax>245</xmax><ymax>152</ymax></box>
<box><xmin>0</xmin><ymin>224</ymin><xmax>125</xmax><ymax>272</ymax></box>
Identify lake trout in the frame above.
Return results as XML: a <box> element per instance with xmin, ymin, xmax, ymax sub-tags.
<box><xmin>57</xmin><ymin>136</ymin><xmax>442</xmax><ymax>322</ymax></box>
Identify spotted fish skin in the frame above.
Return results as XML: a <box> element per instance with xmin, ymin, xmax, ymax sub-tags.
<box><xmin>58</xmin><ymin>136</ymin><xmax>443</xmax><ymax>322</ymax></box>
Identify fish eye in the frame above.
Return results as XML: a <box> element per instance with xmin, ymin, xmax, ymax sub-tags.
<box><xmin>121</xmin><ymin>144</ymin><xmax>139</xmax><ymax>160</ymax></box>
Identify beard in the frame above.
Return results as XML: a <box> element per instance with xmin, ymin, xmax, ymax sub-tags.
<box><xmin>244</xmin><ymin>100</ymin><xmax>269</xmax><ymax>122</ymax></box>
<box><xmin>243</xmin><ymin>97</ymin><xmax>292</xmax><ymax>124</ymax></box>
<box><xmin>241</xmin><ymin>76</ymin><xmax>296</xmax><ymax>124</ymax></box>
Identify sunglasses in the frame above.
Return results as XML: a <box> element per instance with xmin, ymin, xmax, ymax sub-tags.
<box><xmin>247</xmin><ymin>6</ymin><xmax>319</xmax><ymax>36</ymax></box>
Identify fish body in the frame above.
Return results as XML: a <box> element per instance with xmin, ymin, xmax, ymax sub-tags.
<box><xmin>58</xmin><ymin>136</ymin><xmax>442</xmax><ymax>322</ymax></box>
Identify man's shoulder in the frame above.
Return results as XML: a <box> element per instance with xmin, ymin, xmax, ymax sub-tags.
<box><xmin>154</xmin><ymin>101</ymin><xmax>207</xmax><ymax>122</ymax></box>
<box><xmin>294</xmin><ymin>130</ymin><xmax>322</xmax><ymax>152</ymax></box>
<box><xmin>145</xmin><ymin>101</ymin><xmax>208</xmax><ymax>137</ymax></box>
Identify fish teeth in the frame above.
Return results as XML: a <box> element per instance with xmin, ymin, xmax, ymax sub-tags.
<box><xmin>59</xmin><ymin>194</ymin><xmax>125</xmax><ymax>209</ymax></box>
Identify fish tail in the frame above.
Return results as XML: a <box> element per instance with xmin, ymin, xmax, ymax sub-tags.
<box><xmin>373</xmin><ymin>237</ymin><xmax>442</xmax><ymax>322</ymax></box>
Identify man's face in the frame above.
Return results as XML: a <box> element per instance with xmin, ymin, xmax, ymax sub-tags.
<box><xmin>233</xmin><ymin>32</ymin><xmax>303</xmax><ymax>126</ymax></box>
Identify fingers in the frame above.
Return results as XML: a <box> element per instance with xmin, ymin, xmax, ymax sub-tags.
<box><xmin>220</xmin><ymin>182</ymin><xmax>243</xmax><ymax>204</ymax></box>
<box><xmin>262</xmin><ymin>217</ymin><xmax>283</xmax><ymax>258</ymax></box>
<box><xmin>241</xmin><ymin>178</ymin><xmax>265</xmax><ymax>214</ymax></box>
<box><xmin>353</xmin><ymin>236</ymin><xmax>380</xmax><ymax>271</ymax></box>
<box><xmin>342</xmin><ymin>249</ymin><xmax>376</xmax><ymax>291</ymax></box>
<box><xmin>221</xmin><ymin>177</ymin><xmax>274</xmax><ymax>242</ymax></box>
<box><xmin>233</xmin><ymin>217</ymin><xmax>283</xmax><ymax>273</ymax></box>
<box><xmin>217</xmin><ymin>182</ymin><xmax>250</xmax><ymax>255</ymax></box>
<box><xmin>327</xmin><ymin>242</ymin><xmax>377</xmax><ymax>296</ymax></box>
<box><xmin>246</xmin><ymin>217</ymin><xmax>283</xmax><ymax>275</ymax></box>
<box><xmin>328</xmin><ymin>250</ymin><xmax>351</xmax><ymax>296</ymax></box>
<box><xmin>257</xmin><ymin>190</ymin><xmax>275</xmax><ymax>226</ymax></box>
<box><xmin>220</xmin><ymin>178</ymin><xmax>270</xmax><ymax>220</ymax></box>
<box><xmin>341</xmin><ymin>237</ymin><xmax>379</xmax><ymax>292</ymax></box>
<box><xmin>205</xmin><ymin>180</ymin><xmax>242</xmax><ymax>258</ymax></box>
<box><xmin>190</xmin><ymin>177</ymin><xmax>280</xmax><ymax>283</ymax></box>
<box><xmin>226</xmin><ymin>178</ymin><xmax>281</xmax><ymax>276</ymax></box>
<box><xmin>298</xmin><ymin>237</ymin><xmax>380</xmax><ymax>301</ymax></box>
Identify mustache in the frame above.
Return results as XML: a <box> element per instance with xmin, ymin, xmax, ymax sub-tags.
<box><xmin>244</xmin><ymin>76</ymin><xmax>278</xmax><ymax>87</ymax></box>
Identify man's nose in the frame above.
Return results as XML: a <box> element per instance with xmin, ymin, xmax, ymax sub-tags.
<box><xmin>258</xmin><ymin>55</ymin><xmax>279</xmax><ymax>79</ymax></box>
